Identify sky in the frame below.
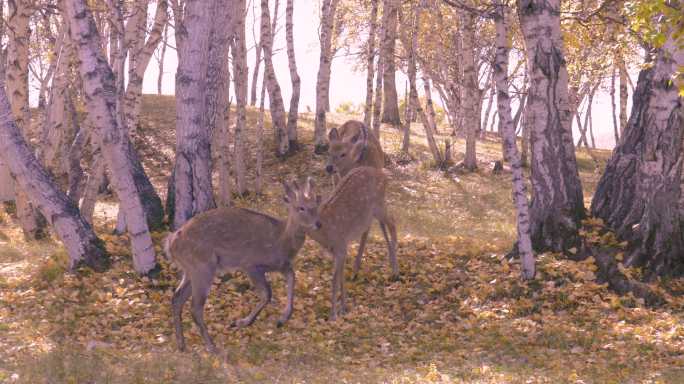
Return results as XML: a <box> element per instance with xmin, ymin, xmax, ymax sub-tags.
<box><xmin>139</xmin><ymin>0</ymin><xmax>631</xmax><ymax>150</ymax></box>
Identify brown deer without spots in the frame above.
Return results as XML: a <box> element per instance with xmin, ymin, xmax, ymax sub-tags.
<box><xmin>325</xmin><ymin>120</ymin><xmax>394</xmax><ymax>278</ymax></box>
<box><xmin>165</xmin><ymin>179</ymin><xmax>322</xmax><ymax>353</ymax></box>
<box><xmin>301</xmin><ymin>166</ymin><xmax>398</xmax><ymax>320</ymax></box>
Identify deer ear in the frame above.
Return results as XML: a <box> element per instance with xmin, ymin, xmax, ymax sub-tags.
<box><xmin>282</xmin><ymin>181</ymin><xmax>296</xmax><ymax>203</ymax></box>
<box><xmin>328</xmin><ymin>127</ymin><xmax>339</xmax><ymax>141</ymax></box>
<box><xmin>350</xmin><ymin>140</ymin><xmax>366</xmax><ymax>163</ymax></box>
<box><xmin>349</xmin><ymin>124</ymin><xmax>368</xmax><ymax>145</ymax></box>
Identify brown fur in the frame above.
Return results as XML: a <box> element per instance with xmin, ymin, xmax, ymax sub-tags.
<box><xmin>327</xmin><ymin>120</ymin><xmax>385</xmax><ymax>177</ymax></box>
<box><xmin>326</xmin><ymin>120</ymin><xmax>393</xmax><ymax>278</ymax></box>
<box><xmin>168</xmin><ymin>180</ymin><xmax>321</xmax><ymax>353</ymax></box>
<box><xmin>303</xmin><ymin>166</ymin><xmax>397</xmax><ymax>320</ymax></box>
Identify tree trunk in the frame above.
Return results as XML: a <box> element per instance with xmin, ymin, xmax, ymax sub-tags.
<box><xmin>482</xmin><ymin>75</ymin><xmax>496</xmax><ymax>134</ymax></box>
<box><xmin>617</xmin><ymin>51</ymin><xmax>629</xmax><ymax>135</ymax></box>
<box><xmin>313</xmin><ymin>0</ymin><xmax>340</xmax><ymax>153</ymax></box>
<box><xmin>249</xmin><ymin>0</ymin><xmax>263</xmax><ymax>107</ymax></box>
<box><xmin>423</xmin><ymin>76</ymin><xmax>439</xmax><ymax>135</ymax></box>
<box><xmin>7</xmin><ymin>0</ymin><xmax>48</xmax><ymax>239</ymax></box>
<box><xmin>123</xmin><ymin>0</ymin><xmax>169</xmax><ymax>137</ymax></box>
<box><xmin>285</xmin><ymin>0</ymin><xmax>300</xmax><ymax>151</ymax></box>
<box><xmin>591</xmin><ymin>36</ymin><xmax>684</xmax><ymax>277</ymax></box>
<box><xmin>461</xmin><ymin>11</ymin><xmax>478</xmax><ymax>171</ymax></box>
<box><xmin>363</xmin><ymin>0</ymin><xmax>379</xmax><ymax>129</ymax></box>
<box><xmin>261</xmin><ymin>0</ymin><xmax>289</xmax><ymax>156</ymax></box>
<box><xmin>233</xmin><ymin>0</ymin><xmax>249</xmax><ymax>196</ymax></box>
<box><xmin>372</xmin><ymin>8</ymin><xmax>385</xmax><ymax>139</ymax></box>
<box><xmin>517</xmin><ymin>0</ymin><xmax>585</xmax><ymax>253</ymax></box>
<box><xmin>610</xmin><ymin>65</ymin><xmax>620</xmax><ymax>145</ymax></box>
<box><xmin>0</xmin><ymin>79</ymin><xmax>109</xmax><ymax>271</ymax></box>
<box><xmin>255</xmin><ymin>79</ymin><xmax>267</xmax><ymax>194</ymax></box>
<box><xmin>173</xmin><ymin>0</ymin><xmax>217</xmax><ymax>229</ymax></box>
<box><xmin>494</xmin><ymin>2</ymin><xmax>535</xmax><ymax>279</ymax></box>
<box><xmin>380</xmin><ymin>0</ymin><xmax>401</xmax><ymax>126</ymax></box>
<box><xmin>42</xmin><ymin>26</ymin><xmax>73</xmax><ymax>188</ymax></box>
<box><xmin>401</xmin><ymin>5</ymin><xmax>418</xmax><ymax>155</ymax></box>
<box><xmin>157</xmin><ymin>22</ymin><xmax>169</xmax><ymax>95</ymax></box>
<box><xmin>207</xmin><ymin>0</ymin><xmax>234</xmax><ymax>207</ymax></box>
<box><xmin>66</xmin><ymin>0</ymin><xmax>157</xmax><ymax>274</ymax></box>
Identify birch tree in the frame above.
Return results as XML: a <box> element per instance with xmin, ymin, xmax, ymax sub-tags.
<box><xmin>517</xmin><ymin>0</ymin><xmax>585</xmax><ymax>253</ymax></box>
<box><xmin>233</xmin><ymin>0</ymin><xmax>249</xmax><ymax>196</ymax></box>
<box><xmin>380</xmin><ymin>0</ymin><xmax>401</xmax><ymax>126</ymax></box>
<box><xmin>372</xmin><ymin>4</ymin><xmax>385</xmax><ymax>138</ymax></box>
<box><xmin>65</xmin><ymin>0</ymin><xmax>158</xmax><ymax>274</ymax></box>
<box><xmin>461</xmin><ymin>11</ymin><xmax>478</xmax><ymax>171</ymax></box>
<box><xmin>493</xmin><ymin>1</ymin><xmax>534</xmax><ymax>279</ymax></box>
<box><xmin>591</xmin><ymin>29</ymin><xmax>683</xmax><ymax>276</ymax></box>
<box><xmin>207</xmin><ymin>0</ymin><xmax>234</xmax><ymax>207</ymax></box>
<box><xmin>123</xmin><ymin>0</ymin><xmax>169</xmax><ymax>137</ymax></box>
<box><xmin>285</xmin><ymin>0</ymin><xmax>300</xmax><ymax>151</ymax></box>
<box><xmin>363</xmin><ymin>0</ymin><xmax>379</xmax><ymax>129</ymax></box>
<box><xmin>261</xmin><ymin>0</ymin><xmax>289</xmax><ymax>156</ymax></box>
<box><xmin>0</xmin><ymin>77</ymin><xmax>109</xmax><ymax>271</ymax></box>
<box><xmin>313</xmin><ymin>0</ymin><xmax>340</xmax><ymax>153</ymax></box>
<box><xmin>7</xmin><ymin>0</ymin><xmax>48</xmax><ymax>239</ymax></box>
<box><xmin>173</xmin><ymin>0</ymin><xmax>217</xmax><ymax>229</ymax></box>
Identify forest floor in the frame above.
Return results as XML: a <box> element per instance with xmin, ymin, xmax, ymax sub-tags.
<box><xmin>1</xmin><ymin>95</ymin><xmax>683</xmax><ymax>383</ymax></box>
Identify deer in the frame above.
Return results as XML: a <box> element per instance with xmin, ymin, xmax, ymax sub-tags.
<box><xmin>325</xmin><ymin>120</ymin><xmax>394</xmax><ymax>279</ymax></box>
<box><xmin>165</xmin><ymin>178</ymin><xmax>322</xmax><ymax>353</ymax></box>
<box><xmin>301</xmin><ymin>165</ymin><xmax>398</xmax><ymax>320</ymax></box>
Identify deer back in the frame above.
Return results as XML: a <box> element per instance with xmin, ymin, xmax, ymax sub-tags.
<box><xmin>311</xmin><ymin>166</ymin><xmax>388</xmax><ymax>246</ymax></box>
<box><xmin>167</xmin><ymin>207</ymin><xmax>298</xmax><ymax>273</ymax></box>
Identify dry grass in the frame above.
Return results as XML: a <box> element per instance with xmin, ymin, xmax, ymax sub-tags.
<box><xmin>0</xmin><ymin>95</ymin><xmax>682</xmax><ymax>383</ymax></box>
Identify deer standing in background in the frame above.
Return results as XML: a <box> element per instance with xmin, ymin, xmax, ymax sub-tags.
<box><xmin>165</xmin><ymin>179</ymin><xmax>322</xmax><ymax>353</ymax></box>
<box><xmin>302</xmin><ymin>166</ymin><xmax>397</xmax><ymax>320</ymax></box>
<box><xmin>326</xmin><ymin>120</ymin><xmax>393</xmax><ymax>278</ymax></box>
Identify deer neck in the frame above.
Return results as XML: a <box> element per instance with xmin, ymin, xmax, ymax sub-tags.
<box><xmin>280</xmin><ymin>215</ymin><xmax>306</xmax><ymax>256</ymax></box>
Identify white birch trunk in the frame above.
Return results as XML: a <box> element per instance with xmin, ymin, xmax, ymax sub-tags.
<box><xmin>233</xmin><ymin>0</ymin><xmax>249</xmax><ymax>196</ymax></box>
<box><xmin>617</xmin><ymin>53</ymin><xmax>629</xmax><ymax>135</ymax></box>
<box><xmin>313</xmin><ymin>0</ymin><xmax>340</xmax><ymax>153</ymax></box>
<box><xmin>207</xmin><ymin>0</ymin><xmax>234</xmax><ymax>207</ymax></box>
<box><xmin>260</xmin><ymin>0</ymin><xmax>289</xmax><ymax>156</ymax></box>
<box><xmin>0</xmin><ymin>80</ymin><xmax>109</xmax><ymax>271</ymax></box>
<box><xmin>372</xmin><ymin>7</ymin><xmax>385</xmax><ymax>139</ymax></box>
<box><xmin>363</xmin><ymin>0</ymin><xmax>379</xmax><ymax>129</ymax></box>
<box><xmin>460</xmin><ymin>11</ymin><xmax>478</xmax><ymax>171</ymax></box>
<box><xmin>494</xmin><ymin>3</ymin><xmax>534</xmax><ymax>279</ymax></box>
<box><xmin>285</xmin><ymin>0</ymin><xmax>300</xmax><ymax>150</ymax></box>
<box><xmin>517</xmin><ymin>0</ymin><xmax>585</xmax><ymax>252</ymax></box>
<box><xmin>173</xmin><ymin>0</ymin><xmax>217</xmax><ymax>229</ymax></box>
<box><xmin>123</xmin><ymin>0</ymin><xmax>169</xmax><ymax>137</ymax></box>
<box><xmin>255</xmin><ymin>79</ymin><xmax>267</xmax><ymax>194</ymax></box>
<box><xmin>591</xmin><ymin>31</ymin><xmax>683</xmax><ymax>275</ymax></box>
<box><xmin>65</xmin><ymin>0</ymin><xmax>157</xmax><ymax>274</ymax></box>
<box><xmin>156</xmin><ymin>22</ymin><xmax>169</xmax><ymax>95</ymax></box>
<box><xmin>380</xmin><ymin>0</ymin><xmax>400</xmax><ymax>126</ymax></box>
<box><xmin>249</xmin><ymin>0</ymin><xmax>263</xmax><ymax>107</ymax></box>
<box><xmin>7</xmin><ymin>1</ymin><xmax>48</xmax><ymax>239</ymax></box>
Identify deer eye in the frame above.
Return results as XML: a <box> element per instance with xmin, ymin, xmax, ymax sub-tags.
<box><xmin>299</xmin><ymin>207</ymin><xmax>305</xmax><ymax>212</ymax></box>
<box><xmin>340</xmin><ymin>153</ymin><xmax>346</xmax><ymax>158</ymax></box>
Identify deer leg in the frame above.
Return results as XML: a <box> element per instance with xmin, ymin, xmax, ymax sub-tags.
<box><xmin>171</xmin><ymin>273</ymin><xmax>192</xmax><ymax>351</ymax></box>
<box><xmin>189</xmin><ymin>274</ymin><xmax>215</xmax><ymax>353</ymax></box>
<box><xmin>235</xmin><ymin>268</ymin><xmax>271</xmax><ymax>328</ymax></box>
<box><xmin>377</xmin><ymin>211</ymin><xmax>399</xmax><ymax>278</ymax></box>
<box><xmin>277</xmin><ymin>266</ymin><xmax>295</xmax><ymax>327</ymax></box>
<box><xmin>330</xmin><ymin>252</ymin><xmax>345</xmax><ymax>321</ymax></box>
<box><xmin>352</xmin><ymin>230</ymin><xmax>370</xmax><ymax>279</ymax></box>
